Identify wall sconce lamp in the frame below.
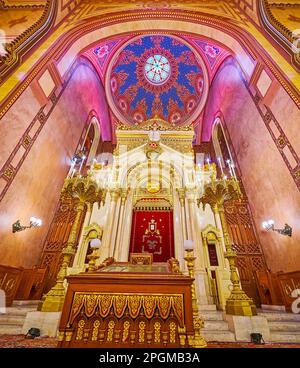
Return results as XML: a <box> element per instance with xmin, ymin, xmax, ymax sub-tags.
<box><xmin>12</xmin><ymin>217</ymin><xmax>42</xmax><ymax>233</ymax></box>
<box><xmin>262</xmin><ymin>219</ymin><xmax>292</xmax><ymax>237</ymax></box>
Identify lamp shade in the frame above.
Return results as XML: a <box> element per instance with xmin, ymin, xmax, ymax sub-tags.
<box><xmin>90</xmin><ymin>238</ymin><xmax>102</xmax><ymax>249</ymax></box>
<box><xmin>184</xmin><ymin>240</ymin><xmax>194</xmax><ymax>250</ymax></box>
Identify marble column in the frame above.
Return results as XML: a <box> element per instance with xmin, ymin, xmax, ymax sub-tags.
<box><xmin>177</xmin><ymin>188</ymin><xmax>187</xmax><ymax>241</ymax></box>
<box><xmin>119</xmin><ymin>191</ymin><xmax>134</xmax><ymax>261</ymax></box>
<box><xmin>186</xmin><ymin>190</ymin><xmax>209</xmax><ymax>305</ymax></box>
<box><xmin>101</xmin><ymin>189</ymin><xmax>120</xmax><ymax>259</ymax></box>
<box><xmin>115</xmin><ymin>190</ymin><xmax>128</xmax><ymax>260</ymax></box>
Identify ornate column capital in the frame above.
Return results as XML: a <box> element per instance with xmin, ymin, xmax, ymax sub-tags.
<box><xmin>120</xmin><ymin>188</ymin><xmax>130</xmax><ymax>205</ymax></box>
<box><xmin>62</xmin><ymin>176</ymin><xmax>104</xmax><ymax>205</ymax></box>
<box><xmin>185</xmin><ymin>187</ymin><xmax>197</xmax><ymax>203</ymax></box>
<box><xmin>176</xmin><ymin>187</ymin><xmax>185</xmax><ymax>207</ymax></box>
<box><xmin>110</xmin><ymin>188</ymin><xmax>121</xmax><ymax>202</ymax></box>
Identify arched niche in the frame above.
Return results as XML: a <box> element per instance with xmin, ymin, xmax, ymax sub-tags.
<box><xmin>211</xmin><ymin>116</ymin><xmax>235</xmax><ymax>170</ymax></box>
<box><xmin>73</xmin><ymin>223</ymin><xmax>103</xmax><ymax>270</ymax></box>
<box><xmin>201</xmin><ymin>224</ymin><xmax>231</xmax><ymax>309</ymax></box>
<box><xmin>83</xmin><ymin>116</ymin><xmax>101</xmax><ymax>166</ymax></box>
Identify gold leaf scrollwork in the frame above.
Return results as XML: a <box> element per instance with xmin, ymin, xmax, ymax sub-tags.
<box><xmin>171</xmin><ymin>296</ymin><xmax>184</xmax><ymax>323</ymax></box>
<box><xmin>138</xmin><ymin>321</ymin><xmax>146</xmax><ymax>343</ymax></box>
<box><xmin>85</xmin><ymin>294</ymin><xmax>99</xmax><ymax>317</ymax></box>
<box><xmin>154</xmin><ymin>321</ymin><xmax>161</xmax><ymax>343</ymax></box>
<box><xmin>107</xmin><ymin>320</ymin><xmax>115</xmax><ymax>342</ymax></box>
<box><xmin>99</xmin><ymin>295</ymin><xmax>113</xmax><ymax>318</ymax></box>
<box><xmin>122</xmin><ymin>321</ymin><xmax>130</xmax><ymax>343</ymax></box>
<box><xmin>92</xmin><ymin>320</ymin><xmax>100</xmax><ymax>341</ymax></box>
<box><xmin>157</xmin><ymin>296</ymin><xmax>172</xmax><ymax>319</ymax></box>
<box><xmin>76</xmin><ymin>319</ymin><xmax>85</xmax><ymax>341</ymax></box>
<box><xmin>143</xmin><ymin>295</ymin><xmax>157</xmax><ymax>319</ymax></box>
<box><xmin>69</xmin><ymin>294</ymin><xmax>85</xmax><ymax>324</ymax></box>
<box><xmin>114</xmin><ymin>295</ymin><xmax>128</xmax><ymax>318</ymax></box>
<box><xmin>169</xmin><ymin>322</ymin><xmax>176</xmax><ymax>343</ymax></box>
<box><xmin>128</xmin><ymin>295</ymin><xmax>142</xmax><ymax>318</ymax></box>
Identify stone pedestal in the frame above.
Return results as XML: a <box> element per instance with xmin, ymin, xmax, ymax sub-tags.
<box><xmin>225</xmin><ymin>315</ymin><xmax>270</xmax><ymax>342</ymax></box>
<box><xmin>22</xmin><ymin>311</ymin><xmax>61</xmax><ymax>337</ymax></box>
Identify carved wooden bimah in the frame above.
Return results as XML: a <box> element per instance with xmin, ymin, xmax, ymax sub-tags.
<box><xmin>57</xmin><ymin>258</ymin><xmax>202</xmax><ymax>348</ymax></box>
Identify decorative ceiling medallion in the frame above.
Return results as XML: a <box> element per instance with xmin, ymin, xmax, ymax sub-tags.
<box><xmin>144</xmin><ymin>54</ymin><xmax>170</xmax><ymax>85</ymax></box>
<box><xmin>137</xmin><ymin>48</ymin><xmax>178</xmax><ymax>93</ymax></box>
<box><xmin>106</xmin><ymin>34</ymin><xmax>209</xmax><ymax>128</ymax></box>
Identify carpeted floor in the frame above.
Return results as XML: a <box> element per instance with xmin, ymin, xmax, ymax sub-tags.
<box><xmin>0</xmin><ymin>335</ymin><xmax>299</xmax><ymax>348</ymax></box>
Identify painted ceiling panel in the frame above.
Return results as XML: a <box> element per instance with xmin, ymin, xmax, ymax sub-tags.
<box><xmin>108</xmin><ymin>34</ymin><xmax>206</xmax><ymax>126</ymax></box>
<box><xmin>85</xmin><ymin>33</ymin><xmax>231</xmax><ymax>128</ymax></box>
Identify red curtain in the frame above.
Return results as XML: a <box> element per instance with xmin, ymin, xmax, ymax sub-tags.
<box><xmin>129</xmin><ymin>210</ymin><xmax>174</xmax><ymax>262</ymax></box>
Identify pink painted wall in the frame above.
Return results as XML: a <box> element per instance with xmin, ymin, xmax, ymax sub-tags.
<box><xmin>201</xmin><ymin>58</ymin><xmax>300</xmax><ymax>273</ymax></box>
<box><xmin>0</xmin><ymin>59</ymin><xmax>112</xmax><ymax>268</ymax></box>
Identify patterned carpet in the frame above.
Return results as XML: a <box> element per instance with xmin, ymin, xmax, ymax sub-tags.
<box><xmin>0</xmin><ymin>335</ymin><xmax>299</xmax><ymax>348</ymax></box>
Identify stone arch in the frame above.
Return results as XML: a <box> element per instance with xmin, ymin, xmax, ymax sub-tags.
<box><xmin>73</xmin><ymin>222</ymin><xmax>103</xmax><ymax>270</ymax></box>
<box><xmin>83</xmin><ymin>115</ymin><xmax>101</xmax><ymax>166</ymax></box>
<box><xmin>211</xmin><ymin>116</ymin><xmax>235</xmax><ymax>169</ymax></box>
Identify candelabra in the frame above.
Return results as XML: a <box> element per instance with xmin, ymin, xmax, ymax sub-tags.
<box><xmin>198</xmin><ymin>164</ymin><xmax>257</xmax><ymax>316</ymax></box>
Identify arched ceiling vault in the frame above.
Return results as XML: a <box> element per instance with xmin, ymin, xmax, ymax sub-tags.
<box><xmin>1</xmin><ymin>12</ymin><xmax>299</xmax><ymax>123</ymax></box>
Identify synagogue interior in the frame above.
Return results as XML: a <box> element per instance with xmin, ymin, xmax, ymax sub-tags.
<box><xmin>0</xmin><ymin>0</ymin><xmax>300</xmax><ymax>348</ymax></box>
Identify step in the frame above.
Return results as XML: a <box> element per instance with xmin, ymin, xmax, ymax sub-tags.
<box><xmin>0</xmin><ymin>315</ymin><xmax>25</xmax><ymax>325</ymax></box>
<box><xmin>269</xmin><ymin>331</ymin><xmax>300</xmax><ymax>343</ymax></box>
<box><xmin>0</xmin><ymin>325</ymin><xmax>23</xmax><ymax>335</ymax></box>
<box><xmin>269</xmin><ymin>321</ymin><xmax>300</xmax><ymax>332</ymax></box>
<box><xmin>261</xmin><ymin>304</ymin><xmax>286</xmax><ymax>312</ymax></box>
<box><xmin>258</xmin><ymin>312</ymin><xmax>300</xmax><ymax>322</ymax></box>
<box><xmin>203</xmin><ymin>320</ymin><xmax>230</xmax><ymax>331</ymax></box>
<box><xmin>12</xmin><ymin>300</ymin><xmax>40</xmax><ymax>307</ymax></box>
<box><xmin>3</xmin><ymin>307</ymin><xmax>37</xmax><ymax>316</ymax></box>
<box><xmin>200</xmin><ymin>311</ymin><xmax>224</xmax><ymax>321</ymax></box>
<box><xmin>199</xmin><ymin>304</ymin><xmax>217</xmax><ymax>311</ymax></box>
<box><xmin>201</xmin><ymin>330</ymin><xmax>236</xmax><ymax>342</ymax></box>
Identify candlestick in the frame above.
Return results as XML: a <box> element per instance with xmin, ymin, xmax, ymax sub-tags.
<box><xmin>231</xmin><ymin>163</ymin><xmax>237</xmax><ymax>180</ymax></box>
<box><xmin>217</xmin><ymin>157</ymin><xmax>224</xmax><ymax>176</ymax></box>
<box><xmin>71</xmin><ymin>168</ymin><xmax>76</xmax><ymax>178</ymax></box>
<box><xmin>78</xmin><ymin>155</ymin><xmax>86</xmax><ymax>174</ymax></box>
<box><xmin>226</xmin><ymin>159</ymin><xmax>233</xmax><ymax>177</ymax></box>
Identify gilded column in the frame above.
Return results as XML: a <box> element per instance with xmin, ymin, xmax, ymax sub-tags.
<box><xmin>102</xmin><ymin>188</ymin><xmax>120</xmax><ymax>259</ymax></box>
<box><xmin>184</xmin><ymin>197</ymin><xmax>193</xmax><ymax>241</ymax></box>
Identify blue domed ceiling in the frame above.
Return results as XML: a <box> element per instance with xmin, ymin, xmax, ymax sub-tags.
<box><xmin>107</xmin><ymin>35</ymin><xmax>208</xmax><ymax>127</ymax></box>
